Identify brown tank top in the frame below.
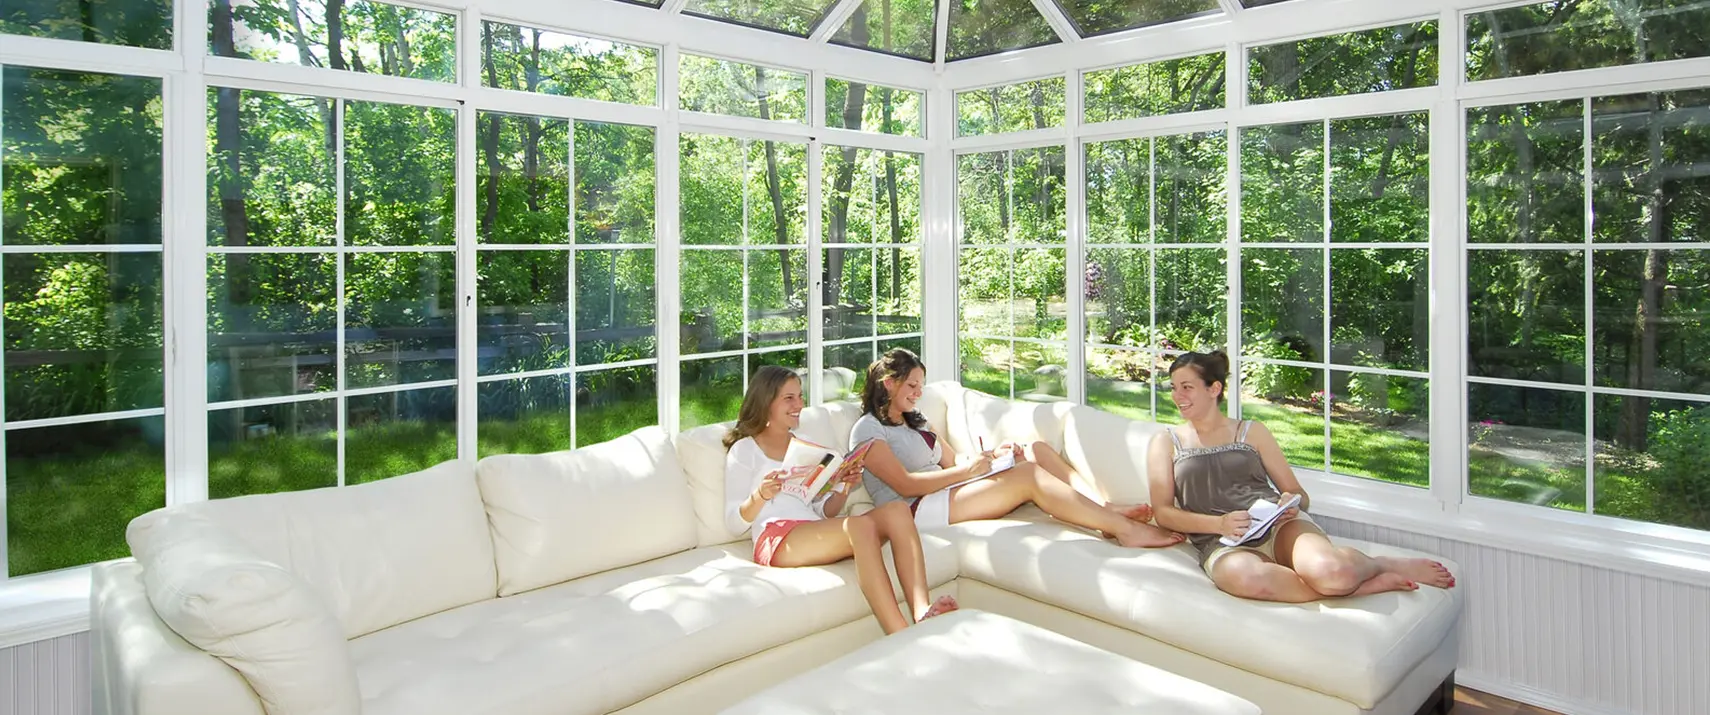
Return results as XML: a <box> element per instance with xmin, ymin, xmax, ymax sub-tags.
<box><xmin>1170</xmin><ymin>420</ymin><xmax>1283</xmax><ymax>556</ymax></box>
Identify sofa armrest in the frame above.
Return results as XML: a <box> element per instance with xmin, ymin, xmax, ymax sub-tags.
<box><xmin>91</xmin><ymin>561</ymin><xmax>264</xmax><ymax>715</ymax></box>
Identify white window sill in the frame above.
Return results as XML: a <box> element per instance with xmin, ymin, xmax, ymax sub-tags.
<box><xmin>0</xmin><ymin>566</ymin><xmax>94</xmax><ymax>650</ymax></box>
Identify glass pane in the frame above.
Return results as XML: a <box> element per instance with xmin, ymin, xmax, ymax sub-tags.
<box><xmin>1592</xmin><ymin>90</ymin><xmax>1710</xmax><ymax>244</ymax></box>
<box><xmin>749</xmin><ymin>249</ymin><xmax>808</xmax><ymax>348</ymax></box>
<box><xmin>1088</xmin><ymin>347</ymin><xmax>1155</xmax><ymax>421</ymax></box>
<box><xmin>1468</xmin><ymin>383</ymin><xmax>1586</xmax><ymax>512</ymax></box>
<box><xmin>887</xmin><ymin>335</ymin><xmax>923</xmax><ymax>361</ymax></box>
<box><xmin>681</xmin><ymin>355</ymin><xmax>745</xmax><ymax>429</ymax></box>
<box><xmin>1014</xmin><ymin>248</ymin><xmax>1067</xmax><ymax>339</ymax></box>
<box><xmin>960</xmin><ymin>247</ymin><xmax>1010</xmax><ymax>337</ymax></box>
<box><xmin>3</xmin><ymin>68</ymin><xmax>162</xmax><ymax>246</ymax></box>
<box><xmin>1156</xmin><ymin>248</ymin><xmax>1226</xmax><ymax>352</ymax></box>
<box><xmin>825</xmin><ymin>341</ymin><xmax>875</xmax><ymax>403</ymax></box>
<box><xmin>1084</xmin><ymin>52</ymin><xmax>1226</xmax><ymax>123</ymax></box>
<box><xmin>876</xmin><ymin>247</ymin><xmax>921</xmax><ymax>334</ymax></box>
<box><xmin>683</xmin><ymin>0</ymin><xmax>840</xmax><ymax>37</ymax></box>
<box><xmin>7</xmin><ymin>416</ymin><xmax>164</xmax><ymax>577</ymax></box>
<box><xmin>576</xmin><ymin>122</ymin><xmax>655</xmax><ymax>245</ymax></box>
<box><xmin>1466</xmin><ymin>101</ymin><xmax>1585</xmax><ymax>244</ymax></box>
<box><xmin>1330</xmin><ymin>248</ymin><xmax>1428</xmax><ymax>371</ymax></box>
<box><xmin>679</xmin><ymin>54</ymin><xmax>807</xmax><ymax>122</ymax></box>
<box><xmin>681</xmin><ymin>250</ymin><xmax>744</xmax><ymax>354</ymax></box>
<box><xmin>575</xmin><ymin>249</ymin><xmax>656</xmax><ymax>365</ymax></box>
<box><xmin>824</xmin><ymin>247</ymin><xmax>875</xmax><ymax>342</ymax></box>
<box><xmin>947</xmin><ymin>0</ymin><xmax>1061</xmax><ymax>61</ymax></box>
<box><xmin>958</xmin><ymin>151</ymin><xmax>1008</xmax><ymax>245</ymax></box>
<box><xmin>1241</xmin><ymin>122</ymin><xmax>1324</xmax><ymax>243</ymax></box>
<box><xmin>346</xmin><ymin>386</ymin><xmax>457</xmax><ymax>485</ymax></box>
<box><xmin>1240</xmin><ymin>366</ymin><xmax>1326</xmax><ymax>471</ymax></box>
<box><xmin>745</xmin><ymin>139</ymin><xmax>807</xmax><ymax>246</ymax></box>
<box><xmin>826</xmin><ymin>80</ymin><xmax>923</xmax><ymax>137</ymax></box>
<box><xmin>1016</xmin><ymin>146</ymin><xmax>1067</xmax><ymax>242</ymax></box>
<box><xmin>1243</xmin><ymin>247</ymin><xmax>1325</xmax><ymax>364</ymax></box>
<box><xmin>477</xmin><ymin>112</ymin><xmax>570</xmax><ymax>245</ymax></box>
<box><xmin>1593</xmin><ymin>250</ymin><xmax>1710</xmax><ymax>395</ymax></box>
<box><xmin>824</xmin><ymin>148</ymin><xmax>922</xmax><ymax>244</ymax></box>
<box><xmin>1249</xmin><ymin>21</ymin><xmax>1438</xmax><ymax>104</ymax></box>
<box><xmin>209</xmin><ymin>253</ymin><xmax>339</xmax><ymax>403</ymax></box>
<box><xmin>957</xmin><ymin>77</ymin><xmax>1067</xmax><ymax>136</ymax></box>
<box><xmin>1053</xmin><ymin>0</ymin><xmax>1219</xmax><ymax>37</ymax></box>
<box><xmin>481</xmin><ymin>22</ymin><xmax>657</xmax><ymax>105</ymax></box>
<box><xmin>209</xmin><ymin>89</ymin><xmax>336</xmax><ymax>248</ymax></box>
<box><xmin>1156</xmin><ymin>131</ymin><xmax>1226</xmax><ymax>245</ymax></box>
<box><xmin>1014</xmin><ymin>342</ymin><xmax>1069</xmax><ymax>401</ymax></box>
<box><xmin>477</xmin><ymin>250</ymin><xmax>569</xmax><ymax>376</ymax></box>
<box><xmin>1594</xmin><ymin>395</ymin><xmax>1710</xmax><ymax>530</ymax></box>
<box><xmin>209</xmin><ymin>400</ymin><xmax>338</xmax><ymax>499</ymax></box>
<box><xmin>680</xmin><ymin>133</ymin><xmax>747</xmax><ymax>246</ymax></box>
<box><xmin>1467</xmin><ymin>1</ymin><xmax>1710</xmax><ymax>81</ymax></box>
<box><xmin>577</xmin><ymin>365</ymin><xmax>659</xmax><ymax>448</ymax></box>
<box><xmin>213</xmin><ymin>0</ymin><xmax>457</xmax><ymax>82</ymax></box>
<box><xmin>961</xmin><ymin>337</ymin><xmax>1014</xmax><ymax>398</ymax></box>
<box><xmin>478</xmin><ymin>374</ymin><xmax>570</xmax><ymax>457</ymax></box>
<box><xmin>831</xmin><ymin>0</ymin><xmax>936</xmax><ymax>62</ymax></box>
<box><xmin>4</xmin><ymin>0</ymin><xmax>170</xmax><ymax>47</ymax></box>
<box><xmin>346</xmin><ymin>100</ymin><xmax>456</xmax><ymax>246</ymax></box>
<box><xmin>345</xmin><ymin>252</ymin><xmax>457</xmax><ymax>388</ymax></box>
<box><xmin>749</xmin><ymin>349</ymin><xmax>809</xmax><ymax>402</ymax></box>
<box><xmin>1468</xmin><ymin>249</ymin><xmax>1585</xmax><ymax>384</ymax></box>
<box><xmin>1331</xmin><ymin>113</ymin><xmax>1429</xmax><ymax>243</ymax></box>
<box><xmin>1087</xmin><ymin>248</ymin><xmax>1150</xmax><ymax>347</ymax></box>
<box><xmin>1330</xmin><ymin>372</ymin><xmax>1428</xmax><ymax>488</ymax></box>
<box><xmin>3</xmin><ymin>253</ymin><xmax>163</xmax><ymax>420</ymax></box>
<box><xmin>1086</xmin><ymin>138</ymin><xmax>1150</xmax><ymax>245</ymax></box>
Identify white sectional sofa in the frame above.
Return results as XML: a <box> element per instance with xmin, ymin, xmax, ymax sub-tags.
<box><xmin>91</xmin><ymin>381</ymin><xmax>1462</xmax><ymax>715</ymax></box>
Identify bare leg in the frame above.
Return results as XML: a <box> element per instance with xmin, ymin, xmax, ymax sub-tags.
<box><xmin>1209</xmin><ymin>550</ymin><xmax>1328</xmax><ymax>603</ymax></box>
<box><xmin>867</xmin><ymin>501</ymin><xmax>936</xmax><ymax>622</ymax></box>
<box><xmin>948</xmin><ymin>465</ymin><xmax>1183</xmax><ymax>548</ymax></box>
<box><xmin>770</xmin><ymin>516</ymin><xmax>910</xmax><ymax>635</ymax></box>
<box><xmin>1025</xmin><ymin>440</ymin><xmax>1153</xmax><ymax>525</ymax></box>
<box><xmin>1275</xmin><ymin>520</ymin><xmax>1424</xmax><ymax>597</ymax></box>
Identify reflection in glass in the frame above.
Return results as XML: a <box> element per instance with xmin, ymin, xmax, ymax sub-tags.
<box><xmin>1014</xmin><ymin>342</ymin><xmax>1069</xmax><ymax>401</ymax></box>
<box><xmin>750</xmin><ymin>349</ymin><xmax>809</xmax><ymax>403</ymax></box>
<box><xmin>1052</xmin><ymin>0</ymin><xmax>1219</xmax><ymax>38</ymax></box>
<box><xmin>748</xmin><ymin>249</ymin><xmax>808</xmax><ymax>348</ymax></box>
<box><xmin>826</xmin><ymin>81</ymin><xmax>923</xmax><ymax>137</ymax></box>
<box><xmin>960</xmin><ymin>338</ymin><xmax>1014</xmax><ymax>398</ymax></box>
<box><xmin>1249</xmin><ymin>21</ymin><xmax>1438</xmax><ymax>103</ymax></box>
<box><xmin>1087</xmin><ymin>248</ymin><xmax>1150</xmax><ymax>348</ymax></box>
<box><xmin>1156</xmin><ymin>132</ymin><xmax>1227</xmax><ymax>244</ymax></box>
<box><xmin>3</xmin><ymin>253</ymin><xmax>163</xmax><ymax>420</ymax></box>
<box><xmin>6</xmin><ymin>417</ymin><xmax>164</xmax><ymax>577</ymax></box>
<box><xmin>1084</xmin><ymin>52</ymin><xmax>1226</xmax><ymax>123</ymax></box>
<box><xmin>1466</xmin><ymin>101</ymin><xmax>1585</xmax><ymax>244</ymax></box>
<box><xmin>823</xmin><ymin>148</ymin><xmax>923</xmax><ymax>244</ymax></box>
<box><xmin>957</xmin><ymin>77</ymin><xmax>1068</xmax><ymax>136</ymax></box>
<box><xmin>1088</xmin><ymin>346</ymin><xmax>1157</xmax><ymax>421</ymax></box>
<box><xmin>1592</xmin><ymin>90</ymin><xmax>1710</xmax><ymax>244</ymax></box>
<box><xmin>825</xmin><ymin>341</ymin><xmax>875</xmax><ymax>403</ymax></box>
<box><xmin>681</xmin><ymin>134</ymin><xmax>748</xmax><ymax>246</ymax></box>
<box><xmin>4</xmin><ymin>0</ymin><xmax>171</xmax><ymax>47</ymax></box>
<box><xmin>876</xmin><ymin>248</ymin><xmax>922</xmax><ymax>334</ymax></box>
<box><xmin>576</xmin><ymin>122</ymin><xmax>656</xmax><ymax>244</ymax></box>
<box><xmin>1331</xmin><ymin>113</ymin><xmax>1429</xmax><ymax>243</ymax></box>
<box><xmin>1242</xmin><ymin>248</ymin><xmax>1325</xmax><ymax>364</ymax></box>
<box><xmin>1468</xmin><ymin>1</ymin><xmax>1710</xmax><ymax>81</ymax></box>
<box><xmin>1330</xmin><ymin>249</ymin><xmax>1428</xmax><ymax>371</ymax></box>
<box><xmin>1593</xmin><ymin>395</ymin><xmax>1710</xmax><ymax>530</ymax></box>
<box><xmin>681</xmin><ymin>250</ymin><xmax>744</xmax><ymax>354</ymax></box>
<box><xmin>682</xmin><ymin>356</ymin><xmax>745</xmax><ymax>429</ymax></box>
<box><xmin>208</xmin><ymin>89</ymin><xmax>335</xmax><ymax>247</ymax></box>
<box><xmin>346</xmin><ymin>101</ymin><xmax>456</xmax><ymax>246</ymax></box>
<box><xmin>825</xmin><ymin>248</ymin><xmax>876</xmax><ymax>342</ymax></box>
<box><xmin>958</xmin><ymin>152</ymin><xmax>1009</xmax><ymax>245</ymax></box>
<box><xmin>346</xmin><ymin>386</ymin><xmax>457</xmax><ymax>484</ymax></box>
<box><xmin>1330</xmin><ymin>372</ymin><xmax>1428</xmax><ymax>488</ymax></box>
<box><xmin>478</xmin><ymin>375</ymin><xmax>570</xmax><ymax>457</ymax></box>
<box><xmin>3</xmin><ymin>68</ymin><xmax>162</xmax><ymax>246</ymax></box>
<box><xmin>1086</xmin><ymin>138</ymin><xmax>1150</xmax><ymax>245</ymax></box>
<box><xmin>679</xmin><ymin>54</ymin><xmax>807</xmax><ymax>122</ymax></box>
<box><xmin>477</xmin><ymin>113</ymin><xmax>570</xmax><ymax>245</ymax></box>
<box><xmin>209</xmin><ymin>253</ymin><xmax>339</xmax><ymax>402</ymax></box>
<box><xmin>576</xmin><ymin>249</ymin><xmax>657</xmax><ymax>364</ymax></box>
<box><xmin>744</xmin><ymin>140</ymin><xmax>807</xmax><ymax>246</ymax></box>
<box><xmin>1467</xmin><ymin>249</ymin><xmax>1585</xmax><ymax>385</ymax></box>
<box><xmin>345</xmin><ymin>252</ymin><xmax>457</xmax><ymax>388</ymax></box>
<box><xmin>213</xmin><ymin>0</ymin><xmax>457</xmax><ymax>82</ymax></box>
<box><xmin>1468</xmin><ymin>383</ymin><xmax>1586</xmax><ymax>512</ymax></box>
<box><xmin>1593</xmin><ymin>250</ymin><xmax>1709</xmax><ymax>395</ymax></box>
<box><xmin>1241</xmin><ymin>122</ymin><xmax>1324</xmax><ymax>243</ymax></box>
<box><xmin>209</xmin><ymin>401</ymin><xmax>337</xmax><ymax>498</ymax></box>
<box><xmin>1240</xmin><ymin>366</ymin><xmax>1326</xmax><ymax>471</ymax></box>
<box><xmin>683</xmin><ymin>0</ymin><xmax>841</xmax><ymax>37</ymax></box>
<box><xmin>577</xmin><ymin>365</ymin><xmax>659</xmax><ymax>448</ymax></box>
<box><xmin>477</xmin><ymin>250</ymin><xmax>569</xmax><ymax>376</ymax></box>
<box><xmin>946</xmin><ymin>0</ymin><xmax>1060</xmax><ymax>61</ymax></box>
<box><xmin>830</xmin><ymin>0</ymin><xmax>936</xmax><ymax>61</ymax></box>
<box><xmin>482</xmin><ymin>22</ymin><xmax>658</xmax><ymax>105</ymax></box>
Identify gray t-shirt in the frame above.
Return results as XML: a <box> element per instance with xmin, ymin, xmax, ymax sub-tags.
<box><xmin>851</xmin><ymin>412</ymin><xmax>943</xmax><ymax>508</ymax></box>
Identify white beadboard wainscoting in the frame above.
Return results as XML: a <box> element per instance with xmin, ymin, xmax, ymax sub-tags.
<box><xmin>1</xmin><ymin>520</ymin><xmax>1705</xmax><ymax>715</ymax></box>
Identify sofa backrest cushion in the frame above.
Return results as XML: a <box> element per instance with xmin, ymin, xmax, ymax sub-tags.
<box><xmin>917</xmin><ymin>382</ymin><xmax>960</xmax><ymax>439</ymax></box>
<box><xmin>477</xmin><ymin>426</ymin><xmax>697</xmax><ymax>595</ymax></box>
<box><xmin>1062</xmin><ymin>404</ymin><xmax>1172</xmax><ymax>506</ymax></box>
<box><xmin>677</xmin><ymin>421</ymin><xmax>742</xmax><ymax>546</ymax></box>
<box><xmin>154</xmin><ymin>460</ymin><xmax>496</xmax><ymax>639</ymax></box>
<box><xmin>951</xmin><ymin>388</ymin><xmax>1072</xmax><ymax>458</ymax></box>
<box><xmin>127</xmin><ymin>511</ymin><xmax>360</xmax><ymax>715</ymax></box>
<box><xmin>797</xmin><ymin>400</ymin><xmax>863</xmax><ymax>451</ymax></box>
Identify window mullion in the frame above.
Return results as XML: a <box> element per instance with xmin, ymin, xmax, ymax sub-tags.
<box><xmin>1433</xmin><ymin>5</ymin><xmax>1467</xmax><ymax>511</ymax></box>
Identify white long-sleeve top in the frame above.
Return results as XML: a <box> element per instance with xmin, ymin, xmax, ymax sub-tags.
<box><xmin>724</xmin><ymin>435</ymin><xmax>827</xmax><ymax>544</ymax></box>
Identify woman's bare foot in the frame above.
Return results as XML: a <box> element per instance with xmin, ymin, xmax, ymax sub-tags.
<box><xmin>917</xmin><ymin>595</ymin><xmax>959</xmax><ymax>622</ymax></box>
<box><xmin>1375</xmin><ymin>557</ymin><xmax>1456</xmax><ymax>588</ymax></box>
<box><xmin>1349</xmin><ymin>571</ymin><xmax>1418</xmax><ymax>596</ymax></box>
<box><xmin>1114</xmin><ymin>521</ymin><xmax>1186</xmax><ymax>548</ymax></box>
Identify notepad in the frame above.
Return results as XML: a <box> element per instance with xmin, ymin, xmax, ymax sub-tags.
<box><xmin>1219</xmin><ymin>493</ymin><xmax>1301</xmax><ymax>547</ymax></box>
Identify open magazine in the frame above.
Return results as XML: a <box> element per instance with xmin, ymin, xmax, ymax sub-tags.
<box><xmin>776</xmin><ymin>437</ymin><xmax>879</xmax><ymax>504</ymax></box>
<box><xmin>1219</xmin><ymin>493</ymin><xmax>1301</xmax><ymax>547</ymax></box>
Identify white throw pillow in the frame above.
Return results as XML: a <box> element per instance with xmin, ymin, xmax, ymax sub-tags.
<box><xmin>675</xmin><ymin>421</ymin><xmax>744</xmax><ymax>546</ymax></box>
<box><xmin>127</xmin><ymin>510</ymin><xmax>359</xmax><ymax>715</ymax></box>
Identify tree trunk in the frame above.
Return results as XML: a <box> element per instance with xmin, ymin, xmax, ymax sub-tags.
<box><xmin>393</xmin><ymin>18</ymin><xmax>415</xmax><ymax>77</ymax></box>
<box><xmin>480</xmin><ymin>26</ymin><xmax>502</xmax><ymax>238</ymax></box>
<box><xmin>824</xmin><ymin>11</ymin><xmax>869</xmax><ymax>311</ymax></box>
<box><xmin>523</xmin><ymin>32</ymin><xmax>543</xmax><ymax>214</ymax></box>
<box><xmin>1618</xmin><ymin>76</ymin><xmax>1672</xmax><ymax>449</ymax></box>
<box><xmin>211</xmin><ymin>1</ymin><xmax>250</xmax><ymax>298</ymax></box>
<box><xmin>327</xmin><ymin>0</ymin><xmax>347</xmax><ymax>70</ymax></box>
<box><xmin>756</xmin><ymin>68</ymin><xmax>795</xmax><ymax>300</ymax></box>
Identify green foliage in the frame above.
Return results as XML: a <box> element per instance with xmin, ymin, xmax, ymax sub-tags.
<box><xmin>957</xmin><ymin>77</ymin><xmax>1066</xmax><ymax>136</ymax></box>
<box><xmin>945</xmin><ymin>0</ymin><xmax>1059</xmax><ymax>60</ymax></box>
<box><xmin>482</xmin><ymin>21</ymin><xmax>657</xmax><ymax>105</ymax></box>
<box><xmin>216</xmin><ymin>0</ymin><xmax>456</xmax><ymax>82</ymax></box>
<box><xmin>2</xmin><ymin>0</ymin><xmax>171</xmax><ymax>48</ymax></box>
<box><xmin>682</xmin><ymin>0</ymin><xmax>835</xmax><ymax>37</ymax></box>
<box><xmin>1249</xmin><ymin>20</ymin><xmax>1438</xmax><ymax>103</ymax></box>
<box><xmin>1241</xmin><ymin>338</ymin><xmax>1315</xmax><ymax>401</ymax></box>
<box><xmin>1084</xmin><ymin>52</ymin><xmax>1225</xmax><ymax>123</ymax></box>
<box><xmin>679</xmin><ymin>54</ymin><xmax>806</xmax><ymax>122</ymax></box>
<box><xmin>1645</xmin><ymin>406</ymin><xmax>1710</xmax><ymax>529</ymax></box>
<box><xmin>1467</xmin><ymin>0</ymin><xmax>1710</xmax><ymax>80</ymax></box>
<box><xmin>830</xmin><ymin>0</ymin><xmax>936</xmax><ymax>62</ymax></box>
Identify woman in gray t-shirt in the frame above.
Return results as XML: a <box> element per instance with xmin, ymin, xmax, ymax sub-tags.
<box><xmin>851</xmin><ymin>348</ymin><xmax>1183</xmax><ymax>548</ymax></box>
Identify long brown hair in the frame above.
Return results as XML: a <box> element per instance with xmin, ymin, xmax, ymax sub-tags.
<box><xmin>861</xmin><ymin>348</ymin><xmax>928</xmax><ymax>430</ymax></box>
<box><xmin>1169</xmin><ymin>350</ymin><xmax>1231</xmax><ymax>404</ymax></box>
<box><xmin>724</xmin><ymin>365</ymin><xmax>801</xmax><ymax>449</ymax></box>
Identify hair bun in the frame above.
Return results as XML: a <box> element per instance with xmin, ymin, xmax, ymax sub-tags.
<box><xmin>1208</xmin><ymin>349</ymin><xmax>1230</xmax><ymax>372</ymax></box>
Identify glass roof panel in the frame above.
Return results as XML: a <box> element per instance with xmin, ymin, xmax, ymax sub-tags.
<box><xmin>1052</xmin><ymin>0</ymin><xmax>1222</xmax><ymax>38</ymax></box>
<box><xmin>948</xmin><ymin>0</ymin><xmax>1061</xmax><ymax>61</ymax></box>
<box><xmin>830</xmin><ymin>0</ymin><xmax>938</xmax><ymax>62</ymax></box>
<box><xmin>1240</xmin><ymin>0</ymin><xmax>1298</xmax><ymax>7</ymax></box>
<box><xmin>683</xmin><ymin>0</ymin><xmax>843</xmax><ymax>37</ymax></box>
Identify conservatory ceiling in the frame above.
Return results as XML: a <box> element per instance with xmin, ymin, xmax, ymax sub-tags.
<box><xmin>625</xmin><ymin>0</ymin><xmax>1301</xmax><ymax>62</ymax></box>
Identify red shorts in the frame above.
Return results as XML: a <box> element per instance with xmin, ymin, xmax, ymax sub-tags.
<box><xmin>753</xmin><ymin>519</ymin><xmax>812</xmax><ymax>566</ymax></box>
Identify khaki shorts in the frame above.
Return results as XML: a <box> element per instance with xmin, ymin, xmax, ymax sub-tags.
<box><xmin>1201</xmin><ymin>514</ymin><xmax>1326</xmax><ymax>576</ymax></box>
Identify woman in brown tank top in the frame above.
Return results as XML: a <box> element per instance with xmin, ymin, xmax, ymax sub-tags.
<box><xmin>1145</xmin><ymin>351</ymin><xmax>1456</xmax><ymax>602</ymax></box>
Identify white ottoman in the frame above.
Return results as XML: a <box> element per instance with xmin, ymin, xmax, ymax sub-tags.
<box><xmin>721</xmin><ymin>610</ymin><xmax>1261</xmax><ymax>715</ymax></box>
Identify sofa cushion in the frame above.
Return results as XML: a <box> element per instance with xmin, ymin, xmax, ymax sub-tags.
<box><xmin>677</xmin><ymin>421</ymin><xmax>743</xmax><ymax>546</ymax></box>
<box><xmin>477</xmin><ymin>426</ymin><xmax>697</xmax><ymax>596</ymax></box>
<box><xmin>950</xmin><ymin>388</ymin><xmax>1073</xmax><ymax>458</ymax></box>
<box><xmin>151</xmin><ymin>460</ymin><xmax>496</xmax><ymax>639</ymax></box>
<box><xmin>916</xmin><ymin>381</ymin><xmax>961</xmax><ymax>438</ymax></box>
<box><xmin>347</xmin><ymin>536</ymin><xmax>961</xmax><ymax>715</ymax></box>
<box><xmin>945</xmin><ymin>512</ymin><xmax>1463</xmax><ymax>709</ymax></box>
<box><xmin>1061</xmin><ymin>404</ymin><xmax>1172</xmax><ymax>506</ymax></box>
<box><xmin>796</xmin><ymin>400</ymin><xmax>863</xmax><ymax>452</ymax></box>
<box><xmin>126</xmin><ymin>512</ymin><xmax>359</xmax><ymax>715</ymax></box>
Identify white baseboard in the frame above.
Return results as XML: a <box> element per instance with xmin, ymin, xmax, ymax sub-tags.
<box><xmin>1457</xmin><ymin>671</ymin><xmax>1636</xmax><ymax>715</ymax></box>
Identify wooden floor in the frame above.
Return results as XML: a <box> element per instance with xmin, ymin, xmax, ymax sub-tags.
<box><xmin>1453</xmin><ymin>687</ymin><xmax>1561</xmax><ymax>714</ymax></box>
